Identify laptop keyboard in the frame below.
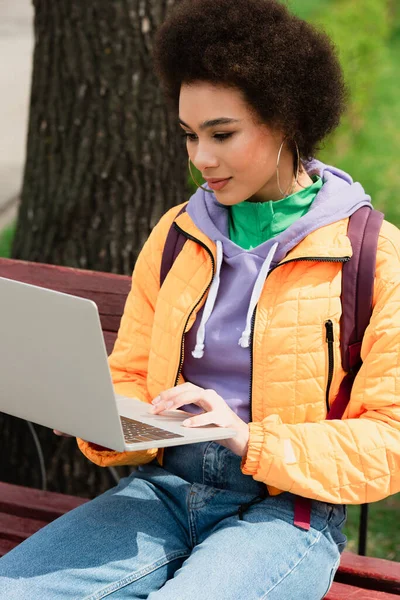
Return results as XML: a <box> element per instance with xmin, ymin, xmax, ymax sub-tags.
<box><xmin>120</xmin><ymin>416</ymin><xmax>185</xmax><ymax>444</ymax></box>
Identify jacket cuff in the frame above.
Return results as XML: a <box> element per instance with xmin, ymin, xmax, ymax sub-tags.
<box><xmin>241</xmin><ymin>422</ymin><xmax>265</xmax><ymax>476</ymax></box>
<box><xmin>76</xmin><ymin>437</ymin><xmax>157</xmax><ymax>467</ymax></box>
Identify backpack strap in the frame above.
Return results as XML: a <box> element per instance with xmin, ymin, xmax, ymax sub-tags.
<box><xmin>294</xmin><ymin>207</ymin><xmax>383</xmax><ymax>531</ymax></box>
<box><xmin>160</xmin><ymin>204</ymin><xmax>188</xmax><ymax>287</ymax></box>
<box><xmin>327</xmin><ymin>206</ymin><xmax>384</xmax><ymax>420</ymax></box>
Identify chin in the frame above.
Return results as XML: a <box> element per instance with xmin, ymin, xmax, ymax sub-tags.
<box><xmin>214</xmin><ymin>192</ymin><xmax>247</xmax><ymax>206</ymax></box>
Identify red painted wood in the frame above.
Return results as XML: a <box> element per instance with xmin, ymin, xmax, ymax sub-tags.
<box><xmin>0</xmin><ymin>512</ymin><xmax>49</xmax><ymax>542</ymax></box>
<box><xmin>0</xmin><ymin>258</ymin><xmax>131</xmax><ymax>332</ymax></box>
<box><xmin>0</xmin><ymin>538</ymin><xmax>19</xmax><ymax>558</ymax></box>
<box><xmin>104</xmin><ymin>330</ymin><xmax>118</xmax><ymax>355</ymax></box>
<box><xmin>0</xmin><ymin>482</ymin><xmax>88</xmax><ymax>522</ymax></box>
<box><xmin>326</xmin><ymin>582</ymin><xmax>399</xmax><ymax>599</ymax></box>
<box><xmin>0</xmin><ymin>258</ymin><xmax>131</xmax><ymax>294</ymax></box>
<box><xmin>337</xmin><ymin>552</ymin><xmax>400</xmax><ymax>594</ymax></box>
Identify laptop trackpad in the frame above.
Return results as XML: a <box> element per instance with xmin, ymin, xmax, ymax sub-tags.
<box><xmin>115</xmin><ymin>395</ymin><xmax>216</xmax><ymax>428</ymax></box>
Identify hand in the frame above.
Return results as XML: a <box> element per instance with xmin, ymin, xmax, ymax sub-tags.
<box><xmin>150</xmin><ymin>383</ymin><xmax>250</xmax><ymax>457</ymax></box>
<box><xmin>53</xmin><ymin>430</ymin><xmax>73</xmax><ymax>437</ymax></box>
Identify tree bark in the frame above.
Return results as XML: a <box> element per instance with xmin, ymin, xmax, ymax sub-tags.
<box><xmin>12</xmin><ymin>0</ymin><xmax>187</xmax><ymax>273</ymax></box>
<box><xmin>3</xmin><ymin>0</ymin><xmax>187</xmax><ymax>498</ymax></box>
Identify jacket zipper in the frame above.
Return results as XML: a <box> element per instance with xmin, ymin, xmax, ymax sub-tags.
<box><xmin>173</xmin><ymin>224</ymin><xmax>215</xmax><ymax>386</ymax></box>
<box><xmin>248</xmin><ymin>255</ymin><xmax>350</xmax><ymax>422</ymax></box>
<box><xmin>325</xmin><ymin>320</ymin><xmax>334</xmax><ymax>414</ymax></box>
<box><xmin>248</xmin><ymin>308</ymin><xmax>256</xmax><ymax>422</ymax></box>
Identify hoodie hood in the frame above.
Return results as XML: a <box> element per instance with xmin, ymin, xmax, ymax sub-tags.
<box><xmin>186</xmin><ymin>158</ymin><xmax>372</xmax><ymax>265</ymax></box>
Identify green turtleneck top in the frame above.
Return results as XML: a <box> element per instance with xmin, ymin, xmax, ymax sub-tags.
<box><xmin>228</xmin><ymin>175</ymin><xmax>323</xmax><ymax>250</ymax></box>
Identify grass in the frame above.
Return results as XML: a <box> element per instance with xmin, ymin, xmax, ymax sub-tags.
<box><xmin>0</xmin><ymin>222</ymin><xmax>15</xmax><ymax>258</ymax></box>
<box><xmin>324</xmin><ymin>35</ymin><xmax>400</xmax><ymax>227</ymax></box>
<box><xmin>344</xmin><ymin>496</ymin><xmax>400</xmax><ymax>560</ymax></box>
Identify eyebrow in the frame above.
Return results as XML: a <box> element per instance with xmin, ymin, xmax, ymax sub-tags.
<box><xmin>179</xmin><ymin>117</ymin><xmax>242</xmax><ymax>130</ymax></box>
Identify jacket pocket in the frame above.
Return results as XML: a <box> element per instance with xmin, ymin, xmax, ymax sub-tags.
<box><xmin>325</xmin><ymin>320</ymin><xmax>335</xmax><ymax>414</ymax></box>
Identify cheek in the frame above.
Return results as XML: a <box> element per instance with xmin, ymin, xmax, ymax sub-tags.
<box><xmin>236</xmin><ymin>138</ymin><xmax>273</xmax><ymax>176</ymax></box>
<box><xmin>229</xmin><ymin>139</ymin><xmax>260</xmax><ymax>172</ymax></box>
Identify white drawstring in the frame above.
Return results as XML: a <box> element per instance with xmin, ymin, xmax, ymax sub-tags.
<box><xmin>191</xmin><ymin>240</ymin><xmax>224</xmax><ymax>359</ymax></box>
<box><xmin>238</xmin><ymin>242</ymin><xmax>278</xmax><ymax>348</ymax></box>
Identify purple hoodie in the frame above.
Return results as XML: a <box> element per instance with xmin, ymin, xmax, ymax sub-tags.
<box><xmin>180</xmin><ymin>159</ymin><xmax>372</xmax><ymax>422</ymax></box>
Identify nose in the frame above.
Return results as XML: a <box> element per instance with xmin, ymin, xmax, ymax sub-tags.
<box><xmin>191</xmin><ymin>144</ymin><xmax>219</xmax><ymax>173</ymax></box>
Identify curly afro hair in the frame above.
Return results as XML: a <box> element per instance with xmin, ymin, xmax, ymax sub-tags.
<box><xmin>153</xmin><ymin>0</ymin><xmax>347</xmax><ymax>159</ymax></box>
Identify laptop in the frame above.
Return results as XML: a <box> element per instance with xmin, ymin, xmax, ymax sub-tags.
<box><xmin>0</xmin><ymin>276</ymin><xmax>237</xmax><ymax>452</ymax></box>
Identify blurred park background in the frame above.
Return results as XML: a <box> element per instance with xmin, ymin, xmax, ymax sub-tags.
<box><xmin>0</xmin><ymin>0</ymin><xmax>399</xmax><ymax>560</ymax></box>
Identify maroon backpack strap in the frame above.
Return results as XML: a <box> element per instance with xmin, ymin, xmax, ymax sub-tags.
<box><xmin>293</xmin><ymin>497</ymin><xmax>312</xmax><ymax>531</ymax></box>
<box><xmin>327</xmin><ymin>207</ymin><xmax>384</xmax><ymax>420</ymax></box>
<box><xmin>160</xmin><ymin>204</ymin><xmax>188</xmax><ymax>287</ymax></box>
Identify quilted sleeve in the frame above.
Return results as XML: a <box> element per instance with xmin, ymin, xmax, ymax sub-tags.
<box><xmin>241</xmin><ymin>220</ymin><xmax>400</xmax><ymax>504</ymax></box>
<box><xmin>77</xmin><ymin>204</ymin><xmax>186</xmax><ymax>468</ymax></box>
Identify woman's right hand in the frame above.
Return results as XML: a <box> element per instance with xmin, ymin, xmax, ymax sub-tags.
<box><xmin>53</xmin><ymin>430</ymin><xmax>73</xmax><ymax>437</ymax></box>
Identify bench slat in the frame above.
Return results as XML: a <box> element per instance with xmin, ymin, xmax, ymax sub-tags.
<box><xmin>337</xmin><ymin>552</ymin><xmax>400</xmax><ymax>594</ymax></box>
<box><xmin>0</xmin><ymin>258</ymin><xmax>131</xmax><ymax>333</ymax></box>
<box><xmin>0</xmin><ymin>258</ymin><xmax>131</xmax><ymax>294</ymax></box>
<box><xmin>0</xmin><ymin>539</ymin><xmax>19</xmax><ymax>558</ymax></box>
<box><xmin>0</xmin><ymin>482</ymin><xmax>88</xmax><ymax>522</ymax></box>
<box><xmin>0</xmin><ymin>512</ymin><xmax>49</xmax><ymax>542</ymax></box>
<box><xmin>326</xmin><ymin>581</ymin><xmax>400</xmax><ymax>599</ymax></box>
<box><xmin>104</xmin><ymin>330</ymin><xmax>118</xmax><ymax>355</ymax></box>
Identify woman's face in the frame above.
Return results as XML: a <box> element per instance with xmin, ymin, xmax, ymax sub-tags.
<box><xmin>179</xmin><ymin>81</ymin><xmax>289</xmax><ymax>205</ymax></box>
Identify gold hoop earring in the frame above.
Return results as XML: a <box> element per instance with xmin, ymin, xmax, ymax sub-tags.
<box><xmin>188</xmin><ymin>158</ymin><xmax>214</xmax><ymax>193</ymax></box>
<box><xmin>276</xmin><ymin>139</ymin><xmax>303</xmax><ymax>197</ymax></box>
<box><xmin>276</xmin><ymin>139</ymin><xmax>288</xmax><ymax>197</ymax></box>
<box><xmin>294</xmin><ymin>141</ymin><xmax>307</xmax><ymax>190</ymax></box>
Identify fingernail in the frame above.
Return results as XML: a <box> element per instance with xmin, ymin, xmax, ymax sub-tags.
<box><xmin>182</xmin><ymin>419</ymin><xmax>191</xmax><ymax>426</ymax></box>
<box><xmin>152</xmin><ymin>396</ymin><xmax>161</xmax><ymax>404</ymax></box>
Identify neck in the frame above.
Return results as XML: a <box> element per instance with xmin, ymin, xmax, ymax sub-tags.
<box><xmin>248</xmin><ymin>168</ymin><xmax>314</xmax><ymax>203</ymax></box>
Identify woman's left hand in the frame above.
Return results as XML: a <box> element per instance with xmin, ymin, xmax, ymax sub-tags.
<box><xmin>150</xmin><ymin>383</ymin><xmax>250</xmax><ymax>458</ymax></box>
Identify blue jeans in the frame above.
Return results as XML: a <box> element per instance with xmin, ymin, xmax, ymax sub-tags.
<box><xmin>0</xmin><ymin>442</ymin><xmax>347</xmax><ymax>599</ymax></box>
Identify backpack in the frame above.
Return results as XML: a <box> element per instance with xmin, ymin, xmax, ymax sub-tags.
<box><xmin>160</xmin><ymin>204</ymin><xmax>384</xmax><ymax>538</ymax></box>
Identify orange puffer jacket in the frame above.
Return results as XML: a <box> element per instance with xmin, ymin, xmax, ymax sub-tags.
<box><xmin>78</xmin><ymin>204</ymin><xmax>400</xmax><ymax>504</ymax></box>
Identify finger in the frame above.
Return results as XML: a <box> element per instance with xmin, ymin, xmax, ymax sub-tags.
<box><xmin>182</xmin><ymin>412</ymin><xmax>225</xmax><ymax>428</ymax></box>
<box><xmin>150</xmin><ymin>392</ymin><xmax>205</xmax><ymax>414</ymax></box>
<box><xmin>151</xmin><ymin>383</ymin><xmax>201</xmax><ymax>405</ymax></box>
<box><xmin>150</xmin><ymin>390</ymin><xmax>217</xmax><ymax>414</ymax></box>
<box><xmin>53</xmin><ymin>430</ymin><xmax>73</xmax><ymax>437</ymax></box>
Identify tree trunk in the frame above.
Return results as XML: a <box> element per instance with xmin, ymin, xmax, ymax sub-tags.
<box><xmin>2</xmin><ymin>0</ymin><xmax>187</xmax><ymax>498</ymax></box>
<box><xmin>12</xmin><ymin>0</ymin><xmax>187</xmax><ymax>273</ymax></box>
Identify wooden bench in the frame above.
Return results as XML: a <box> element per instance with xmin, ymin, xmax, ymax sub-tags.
<box><xmin>0</xmin><ymin>257</ymin><xmax>399</xmax><ymax>598</ymax></box>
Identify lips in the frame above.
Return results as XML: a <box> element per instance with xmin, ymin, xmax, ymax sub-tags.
<box><xmin>206</xmin><ymin>177</ymin><xmax>232</xmax><ymax>191</ymax></box>
<box><xmin>205</xmin><ymin>177</ymin><xmax>231</xmax><ymax>183</ymax></box>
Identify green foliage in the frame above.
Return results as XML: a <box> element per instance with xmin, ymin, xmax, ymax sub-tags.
<box><xmin>327</xmin><ymin>35</ymin><xmax>400</xmax><ymax>225</ymax></box>
<box><xmin>290</xmin><ymin>0</ymin><xmax>390</xmax><ymax>123</ymax></box>
<box><xmin>344</xmin><ymin>496</ymin><xmax>400</xmax><ymax>560</ymax></box>
<box><xmin>287</xmin><ymin>0</ymin><xmax>330</xmax><ymax>22</ymax></box>
<box><xmin>290</xmin><ymin>0</ymin><xmax>400</xmax><ymax>226</ymax></box>
<box><xmin>0</xmin><ymin>222</ymin><xmax>15</xmax><ymax>258</ymax></box>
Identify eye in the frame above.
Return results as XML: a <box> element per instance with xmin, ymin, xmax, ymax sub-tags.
<box><xmin>181</xmin><ymin>132</ymin><xmax>198</xmax><ymax>142</ymax></box>
<box><xmin>213</xmin><ymin>133</ymin><xmax>233</xmax><ymax>142</ymax></box>
<box><xmin>180</xmin><ymin>132</ymin><xmax>233</xmax><ymax>143</ymax></box>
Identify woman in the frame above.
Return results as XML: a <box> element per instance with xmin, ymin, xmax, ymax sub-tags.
<box><xmin>1</xmin><ymin>0</ymin><xmax>399</xmax><ymax>598</ymax></box>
